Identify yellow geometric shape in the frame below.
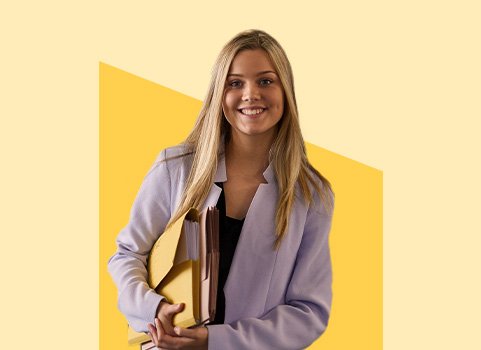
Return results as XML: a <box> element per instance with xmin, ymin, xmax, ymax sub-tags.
<box><xmin>306</xmin><ymin>144</ymin><xmax>383</xmax><ymax>350</ymax></box>
<box><xmin>100</xmin><ymin>62</ymin><xmax>382</xmax><ymax>350</ymax></box>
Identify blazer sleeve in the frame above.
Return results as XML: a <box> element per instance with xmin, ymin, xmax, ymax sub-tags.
<box><xmin>107</xmin><ymin>149</ymin><xmax>172</xmax><ymax>333</ymax></box>
<box><xmin>207</xmin><ymin>190</ymin><xmax>334</xmax><ymax>350</ymax></box>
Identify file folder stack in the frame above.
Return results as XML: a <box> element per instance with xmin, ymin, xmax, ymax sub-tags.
<box><xmin>128</xmin><ymin>207</ymin><xmax>219</xmax><ymax>347</ymax></box>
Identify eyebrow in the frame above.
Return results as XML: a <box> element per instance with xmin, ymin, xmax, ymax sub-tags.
<box><xmin>227</xmin><ymin>70</ymin><xmax>277</xmax><ymax>77</ymax></box>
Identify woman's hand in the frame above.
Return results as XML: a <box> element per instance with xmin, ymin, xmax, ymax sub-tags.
<box><xmin>156</xmin><ymin>301</ymin><xmax>185</xmax><ymax>336</ymax></box>
<box><xmin>147</xmin><ymin>318</ymin><xmax>208</xmax><ymax>350</ymax></box>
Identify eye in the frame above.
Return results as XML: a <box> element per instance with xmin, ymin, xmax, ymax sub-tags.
<box><xmin>228</xmin><ymin>80</ymin><xmax>242</xmax><ymax>88</ymax></box>
<box><xmin>259</xmin><ymin>78</ymin><xmax>273</xmax><ymax>86</ymax></box>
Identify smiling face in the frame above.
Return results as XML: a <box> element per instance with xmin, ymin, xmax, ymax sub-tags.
<box><xmin>222</xmin><ymin>49</ymin><xmax>284</xmax><ymax>143</ymax></box>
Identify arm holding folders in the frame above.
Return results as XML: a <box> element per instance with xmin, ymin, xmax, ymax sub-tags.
<box><xmin>108</xmin><ymin>146</ymin><xmax>219</xmax><ymax>345</ymax></box>
<box><xmin>108</xmin><ymin>149</ymin><xmax>174</xmax><ymax>334</ymax></box>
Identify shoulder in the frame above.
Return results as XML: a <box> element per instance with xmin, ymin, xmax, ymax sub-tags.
<box><xmin>149</xmin><ymin>143</ymin><xmax>194</xmax><ymax>174</ymax></box>
<box><xmin>304</xmin><ymin>166</ymin><xmax>335</xmax><ymax>218</ymax></box>
<box><xmin>137</xmin><ymin>144</ymin><xmax>194</xmax><ymax>203</ymax></box>
<box><xmin>156</xmin><ymin>143</ymin><xmax>193</xmax><ymax>162</ymax></box>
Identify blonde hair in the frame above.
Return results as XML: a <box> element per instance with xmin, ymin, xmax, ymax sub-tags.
<box><xmin>166</xmin><ymin>29</ymin><xmax>333</xmax><ymax>248</ymax></box>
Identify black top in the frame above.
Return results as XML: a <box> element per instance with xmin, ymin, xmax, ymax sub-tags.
<box><xmin>210</xmin><ymin>182</ymin><xmax>244</xmax><ymax>325</ymax></box>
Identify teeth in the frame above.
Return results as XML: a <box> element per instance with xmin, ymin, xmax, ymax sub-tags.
<box><xmin>241</xmin><ymin>108</ymin><xmax>264</xmax><ymax>115</ymax></box>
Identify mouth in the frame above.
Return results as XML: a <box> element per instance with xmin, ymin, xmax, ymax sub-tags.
<box><xmin>238</xmin><ymin>107</ymin><xmax>266</xmax><ymax>116</ymax></box>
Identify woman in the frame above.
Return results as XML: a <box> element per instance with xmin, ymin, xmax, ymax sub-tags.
<box><xmin>108</xmin><ymin>29</ymin><xmax>334</xmax><ymax>350</ymax></box>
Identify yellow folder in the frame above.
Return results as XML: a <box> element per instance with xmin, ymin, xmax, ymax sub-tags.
<box><xmin>148</xmin><ymin>209</ymin><xmax>200</xmax><ymax>328</ymax></box>
<box><xmin>127</xmin><ymin>326</ymin><xmax>150</xmax><ymax>346</ymax></box>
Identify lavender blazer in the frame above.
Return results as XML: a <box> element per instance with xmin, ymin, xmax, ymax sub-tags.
<box><xmin>108</xmin><ymin>144</ymin><xmax>334</xmax><ymax>350</ymax></box>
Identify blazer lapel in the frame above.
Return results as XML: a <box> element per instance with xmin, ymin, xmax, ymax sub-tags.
<box><xmin>201</xmin><ymin>154</ymin><xmax>226</xmax><ymax>211</ymax></box>
<box><xmin>223</xmin><ymin>163</ymin><xmax>279</xmax><ymax>323</ymax></box>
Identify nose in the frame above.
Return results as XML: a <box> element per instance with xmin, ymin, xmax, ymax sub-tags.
<box><xmin>242</xmin><ymin>82</ymin><xmax>260</xmax><ymax>101</ymax></box>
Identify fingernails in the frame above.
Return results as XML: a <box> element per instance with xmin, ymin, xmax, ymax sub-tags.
<box><xmin>174</xmin><ymin>327</ymin><xmax>180</xmax><ymax>335</ymax></box>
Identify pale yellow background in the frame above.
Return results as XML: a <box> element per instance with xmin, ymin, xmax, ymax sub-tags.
<box><xmin>1</xmin><ymin>1</ymin><xmax>480</xmax><ymax>349</ymax></box>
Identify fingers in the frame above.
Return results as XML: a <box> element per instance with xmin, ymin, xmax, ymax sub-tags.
<box><xmin>155</xmin><ymin>318</ymin><xmax>165</xmax><ymax>340</ymax></box>
<box><xmin>173</xmin><ymin>326</ymin><xmax>201</xmax><ymax>339</ymax></box>
<box><xmin>148</xmin><ymin>319</ymin><xmax>168</xmax><ymax>348</ymax></box>
<box><xmin>148</xmin><ymin>318</ymin><xmax>198</xmax><ymax>349</ymax></box>
<box><xmin>147</xmin><ymin>323</ymin><xmax>158</xmax><ymax>345</ymax></box>
<box><xmin>174</xmin><ymin>326</ymin><xmax>208</xmax><ymax>349</ymax></box>
<box><xmin>159</xmin><ymin>303</ymin><xmax>185</xmax><ymax>336</ymax></box>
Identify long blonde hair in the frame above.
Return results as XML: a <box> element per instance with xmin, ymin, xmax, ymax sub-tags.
<box><xmin>166</xmin><ymin>29</ymin><xmax>333</xmax><ymax>248</ymax></box>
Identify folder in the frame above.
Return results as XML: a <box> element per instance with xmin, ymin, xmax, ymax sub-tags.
<box><xmin>140</xmin><ymin>341</ymin><xmax>157</xmax><ymax>350</ymax></box>
<box><xmin>127</xmin><ymin>207</ymin><xmax>219</xmax><ymax>346</ymax></box>
<box><xmin>127</xmin><ymin>326</ymin><xmax>150</xmax><ymax>346</ymax></box>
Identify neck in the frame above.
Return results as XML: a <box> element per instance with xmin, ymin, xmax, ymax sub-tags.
<box><xmin>225</xmin><ymin>131</ymin><xmax>275</xmax><ymax>177</ymax></box>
